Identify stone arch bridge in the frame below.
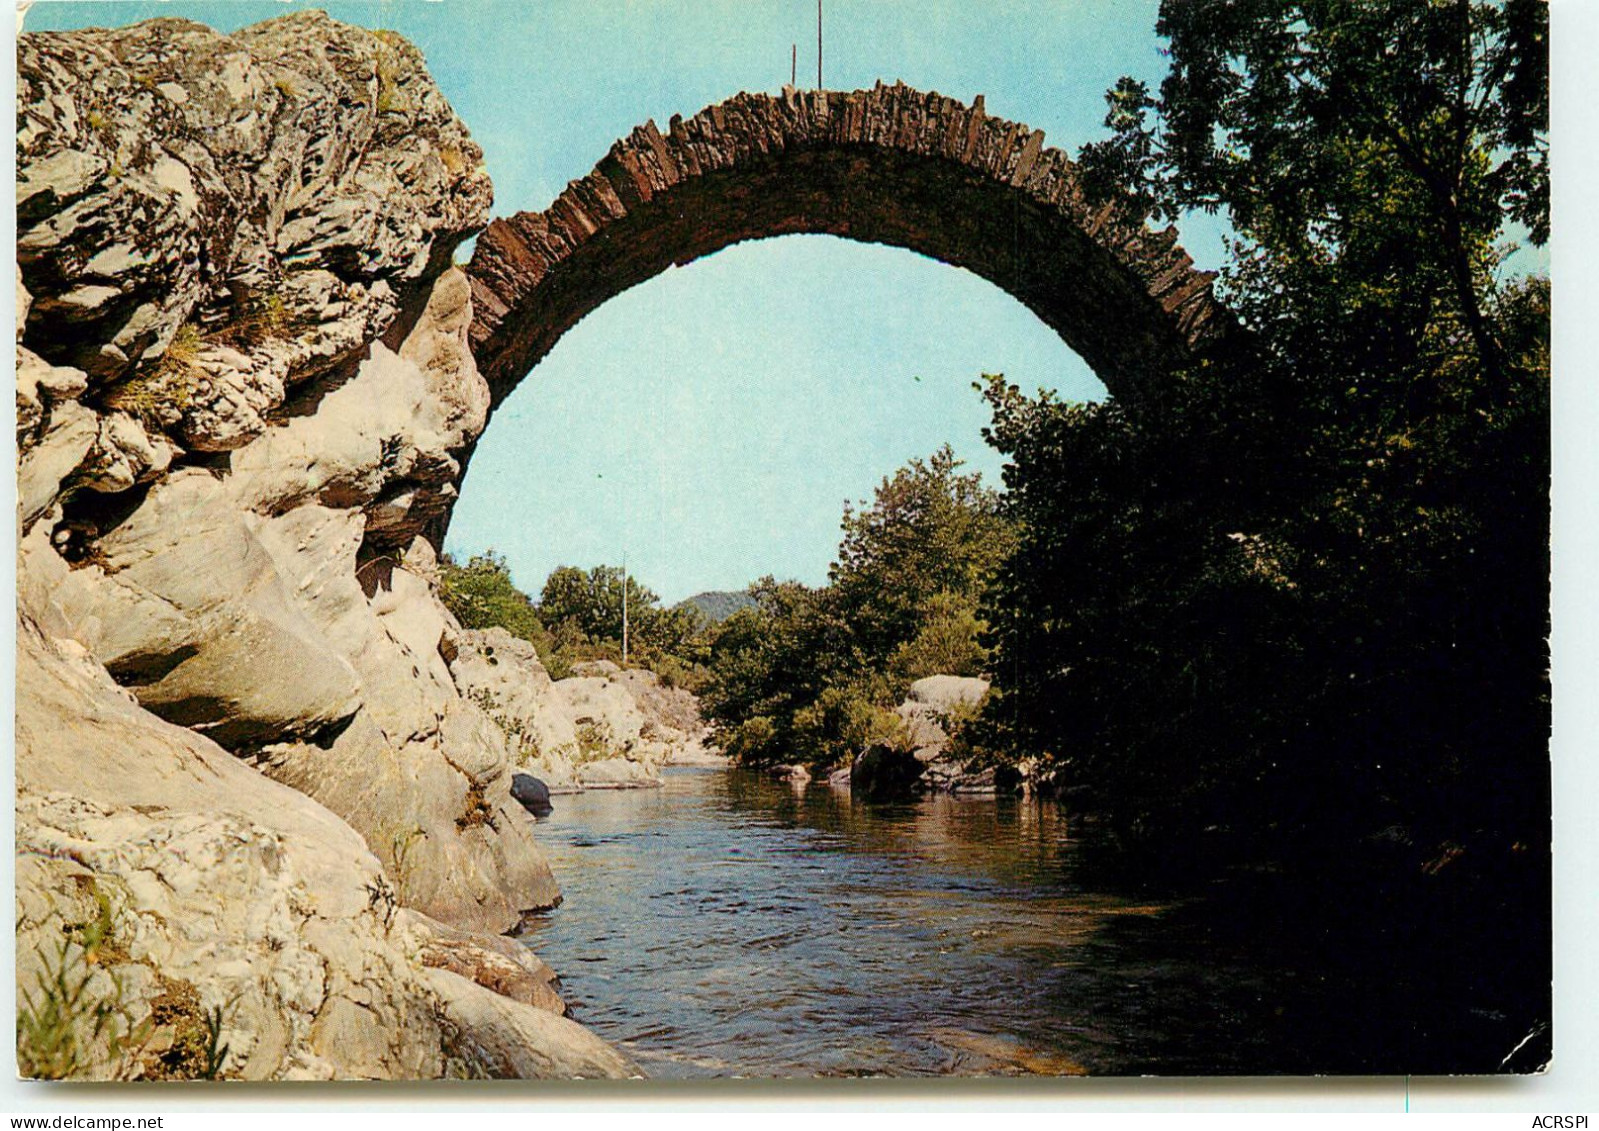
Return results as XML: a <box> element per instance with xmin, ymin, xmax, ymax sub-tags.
<box><xmin>466</xmin><ymin>82</ymin><xmax>1226</xmax><ymax>406</ymax></box>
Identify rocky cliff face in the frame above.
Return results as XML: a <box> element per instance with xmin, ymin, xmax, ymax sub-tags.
<box><xmin>15</xmin><ymin>13</ymin><xmax>631</xmax><ymax>1079</ymax></box>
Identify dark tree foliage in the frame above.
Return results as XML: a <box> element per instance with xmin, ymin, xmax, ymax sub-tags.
<box><xmin>976</xmin><ymin>3</ymin><xmax>1548</xmax><ymax>1067</ymax></box>
<box><xmin>1079</xmin><ymin>0</ymin><xmax>1547</xmax><ymax>389</ymax></box>
<box><xmin>985</xmin><ymin>0</ymin><xmax>1549</xmax><ymax>870</ymax></box>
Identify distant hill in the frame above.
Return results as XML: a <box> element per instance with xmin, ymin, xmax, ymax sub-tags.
<box><xmin>677</xmin><ymin>590</ymin><xmax>758</xmax><ymax>624</ymax></box>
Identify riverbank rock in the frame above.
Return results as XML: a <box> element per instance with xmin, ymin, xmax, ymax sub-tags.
<box><xmin>403</xmin><ymin>910</ymin><xmax>565</xmax><ymax>1016</ymax></box>
<box><xmin>572</xmin><ymin>756</ymin><xmax>663</xmax><ymax>789</ymax></box>
<box><xmin>15</xmin><ymin>12</ymin><xmax>626</xmax><ymax>1078</ymax></box>
<box><xmin>772</xmin><ymin>763</ymin><xmax>812</xmax><ymax>785</ymax></box>
<box><xmin>850</xmin><ymin>742</ymin><xmax>925</xmax><ymax>801</ymax></box>
<box><xmin>424</xmin><ymin>969</ymin><xmax>641</xmax><ymax>1080</ymax></box>
<box><xmin>844</xmin><ymin>676</ymin><xmax>1005</xmax><ymax>799</ymax></box>
<box><xmin>15</xmin><ymin>614</ymin><xmax>625</xmax><ymax>1080</ymax></box>
<box><xmin>449</xmin><ymin>628</ymin><xmax>713</xmax><ymax>792</ymax></box>
<box><xmin>900</xmin><ymin>675</ymin><xmax>990</xmax><ymax>760</ymax></box>
<box><xmin>900</xmin><ymin>675</ymin><xmax>1006</xmax><ymax>795</ymax></box>
<box><xmin>16</xmin><ymin>11</ymin><xmax>564</xmax><ymax>937</ymax></box>
<box><xmin>670</xmin><ymin>738</ymin><xmax>733</xmax><ymax>768</ymax></box>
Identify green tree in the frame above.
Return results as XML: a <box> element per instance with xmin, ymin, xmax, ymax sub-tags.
<box><xmin>700</xmin><ymin>579</ymin><xmax>849</xmax><ymax>767</ymax></box>
<box><xmin>1078</xmin><ymin>0</ymin><xmax>1547</xmax><ymax>390</ymax></box>
<box><xmin>537</xmin><ymin>563</ymin><xmax>711</xmax><ymax>675</ymax></box>
<box><xmin>538</xmin><ymin>564</ymin><xmax>658</xmax><ymax>644</ymax></box>
<box><xmin>831</xmin><ymin>444</ymin><xmax>1015</xmax><ymax>666</ymax></box>
<box><xmin>981</xmin><ymin>0</ymin><xmax>1549</xmax><ymax>872</ymax></box>
<box><xmin>438</xmin><ymin>550</ymin><xmax>548</xmax><ymax>647</ymax></box>
<box><xmin>701</xmin><ymin>447</ymin><xmax>1014</xmax><ymax>770</ymax></box>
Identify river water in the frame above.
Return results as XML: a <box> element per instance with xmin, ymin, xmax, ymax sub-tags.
<box><xmin>515</xmin><ymin>766</ymin><xmax>1347</xmax><ymax>1078</ymax></box>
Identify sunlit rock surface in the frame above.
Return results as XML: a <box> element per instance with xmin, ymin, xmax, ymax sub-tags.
<box><xmin>448</xmin><ymin>631</ymin><xmax>716</xmax><ymax>793</ymax></box>
<box><xmin>14</xmin><ymin>12</ymin><xmax>632</xmax><ymax>1079</ymax></box>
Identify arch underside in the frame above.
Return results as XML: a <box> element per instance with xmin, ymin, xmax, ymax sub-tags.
<box><xmin>466</xmin><ymin>85</ymin><xmax>1228</xmax><ymax>408</ymax></box>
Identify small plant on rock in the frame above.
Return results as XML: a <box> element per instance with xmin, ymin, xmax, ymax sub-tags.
<box><xmin>574</xmin><ymin>722</ymin><xmax>611</xmax><ymax>764</ymax></box>
<box><xmin>106</xmin><ymin>322</ymin><xmax>201</xmax><ymax>428</ymax></box>
<box><xmin>16</xmin><ymin>938</ymin><xmax>152</xmax><ymax>1080</ymax></box>
<box><xmin>17</xmin><ymin>881</ymin><xmax>150</xmax><ymax>1080</ymax></box>
<box><xmin>138</xmin><ymin>976</ymin><xmax>232</xmax><ymax>1081</ymax></box>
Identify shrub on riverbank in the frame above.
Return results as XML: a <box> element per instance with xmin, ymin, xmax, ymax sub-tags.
<box><xmin>700</xmin><ymin>447</ymin><xmax>1012</xmax><ymax>771</ymax></box>
<box><xmin>437</xmin><ymin>551</ymin><xmax>711</xmax><ymax>686</ymax></box>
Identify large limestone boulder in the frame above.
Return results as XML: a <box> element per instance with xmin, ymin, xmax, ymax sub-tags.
<box><xmin>16</xmin><ymin>14</ymin><xmax>553</xmax><ymax>938</ymax></box>
<box><xmin>17</xmin><ymin>12</ymin><xmax>489</xmax><ymax>425</ymax></box>
<box><xmin>401</xmin><ymin>910</ymin><xmax>565</xmax><ymax>1016</ymax></box>
<box><xmin>20</xmin><ymin>276</ymin><xmax>558</xmax><ymax>933</ymax></box>
<box><xmin>900</xmin><ymin>675</ymin><xmax>991</xmax><ymax>762</ymax></box>
<box><xmin>12</xmin><ymin>12</ymin><xmax>646</xmax><ymax>1079</ymax></box>
<box><xmin>447</xmin><ymin>629</ymin><xmax>714</xmax><ymax>792</ymax></box>
<box><xmin>899</xmin><ymin>675</ymin><xmax>1006</xmax><ymax>795</ymax></box>
<box><xmin>14</xmin><ymin>616</ymin><xmax>632</xmax><ymax>1080</ymax></box>
<box><xmin>850</xmin><ymin>743</ymin><xmax>925</xmax><ymax>801</ymax></box>
<box><xmin>424</xmin><ymin>969</ymin><xmax>640</xmax><ymax>1080</ymax></box>
<box><xmin>844</xmin><ymin>676</ymin><xmax>999</xmax><ymax>799</ymax></box>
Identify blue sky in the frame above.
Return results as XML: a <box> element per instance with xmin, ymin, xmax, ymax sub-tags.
<box><xmin>24</xmin><ymin>1</ymin><xmax>1548</xmax><ymax>604</ymax></box>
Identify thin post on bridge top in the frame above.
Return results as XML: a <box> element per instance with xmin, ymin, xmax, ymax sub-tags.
<box><xmin>817</xmin><ymin>0</ymin><xmax>823</xmax><ymax>89</ymax></box>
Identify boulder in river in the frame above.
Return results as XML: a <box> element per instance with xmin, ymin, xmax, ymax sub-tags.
<box><xmin>511</xmin><ymin>773</ymin><xmax>554</xmax><ymax>817</ymax></box>
<box><xmin>850</xmin><ymin>742</ymin><xmax>924</xmax><ymax>801</ymax></box>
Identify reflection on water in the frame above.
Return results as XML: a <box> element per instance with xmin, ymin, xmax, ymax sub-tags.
<box><xmin>516</xmin><ymin>768</ymin><xmax>1350</xmax><ymax>1077</ymax></box>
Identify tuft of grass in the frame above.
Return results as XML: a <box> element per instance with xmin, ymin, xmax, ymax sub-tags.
<box><xmin>372</xmin><ymin>40</ymin><xmax>408</xmax><ymax>115</ymax></box>
<box><xmin>18</xmin><ymin>881</ymin><xmax>151</xmax><ymax>1080</ymax></box>
<box><xmin>386</xmin><ymin>824</ymin><xmax>426</xmax><ymax>889</ymax></box>
<box><xmin>64</xmin><ymin>877</ymin><xmax>129</xmax><ymax>966</ymax></box>
<box><xmin>455</xmin><ymin>783</ymin><xmax>495</xmax><ymax>831</ymax></box>
<box><xmin>225</xmin><ymin>292</ymin><xmax>291</xmax><ymax>348</ymax></box>
<box><xmin>18</xmin><ymin>880</ymin><xmax>238</xmax><ymax>1081</ymax></box>
<box><xmin>106</xmin><ymin>322</ymin><xmax>200</xmax><ymax>428</ymax></box>
<box><xmin>439</xmin><ymin>144</ymin><xmax>467</xmax><ymax>176</ymax></box>
<box><xmin>574</xmin><ymin>721</ymin><xmax>611</xmax><ymax>763</ymax></box>
<box><xmin>16</xmin><ymin>938</ymin><xmax>152</xmax><ymax>1080</ymax></box>
<box><xmin>139</xmin><ymin>976</ymin><xmax>231</xmax><ymax>1081</ymax></box>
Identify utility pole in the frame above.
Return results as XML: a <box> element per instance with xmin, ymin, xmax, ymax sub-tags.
<box><xmin>791</xmin><ymin>43</ymin><xmax>797</xmax><ymax>87</ymax></box>
<box><xmin>621</xmin><ymin>553</ymin><xmax>629</xmax><ymax>666</ymax></box>
<box><xmin>816</xmin><ymin>0</ymin><xmax>823</xmax><ymax>89</ymax></box>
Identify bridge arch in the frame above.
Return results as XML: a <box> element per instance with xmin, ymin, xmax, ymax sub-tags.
<box><xmin>465</xmin><ymin>83</ymin><xmax>1226</xmax><ymax>406</ymax></box>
